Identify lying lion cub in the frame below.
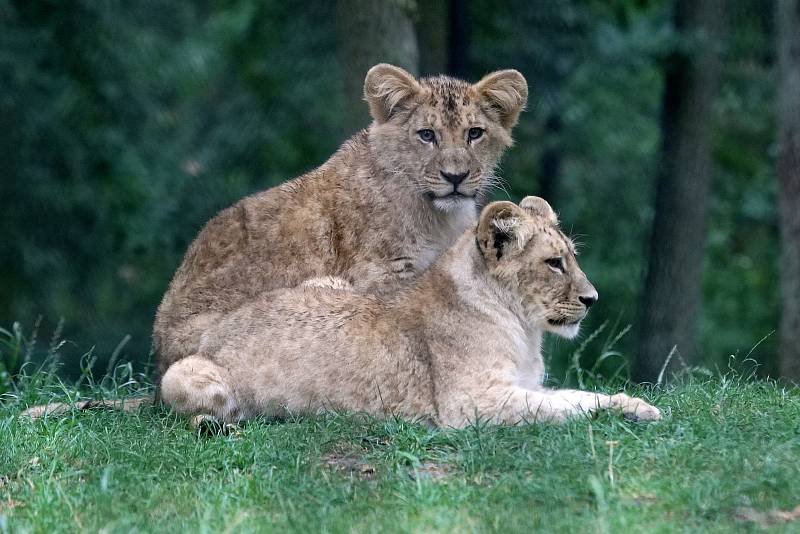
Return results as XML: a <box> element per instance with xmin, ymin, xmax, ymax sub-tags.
<box><xmin>160</xmin><ymin>197</ymin><xmax>661</xmax><ymax>427</ymax></box>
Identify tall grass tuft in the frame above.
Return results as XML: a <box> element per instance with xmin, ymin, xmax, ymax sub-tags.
<box><xmin>0</xmin><ymin>319</ymin><xmax>152</xmax><ymax>409</ymax></box>
<box><xmin>565</xmin><ymin>319</ymin><xmax>631</xmax><ymax>389</ymax></box>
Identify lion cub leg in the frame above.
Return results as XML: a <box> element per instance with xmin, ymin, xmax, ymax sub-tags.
<box><xmin>442</xmin><ymin>387</ymin><xmax>594</xmax><ymax>426</ymax></box>
<box><xmin>160</xmin><ymin>356</ymin><xmax>240</xmax><ymax>424</ymax></box>
<box><xmin>548</xmin><ymin>389</ymin><xmax>662</xmax><ymax>422</ymax></box>
<box><xmin>445</xmin><ymin>386</ymin><xmax>660</xmax><ymax>427</ymax></box>
<box><xmin>493</xmin><ymin>387</ymin><xmax>605</xmax><ymax>424</ymax></box>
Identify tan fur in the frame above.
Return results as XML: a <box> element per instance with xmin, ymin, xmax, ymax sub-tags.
<box><xmin>160</xmin><ymin>198</ymin><xmax>661</xmax><ymax>427</ymax></box>
<box><xmin>153</xmin><ymin>64</ymin><xmax>528</xmax><ymax>376</ymax></box>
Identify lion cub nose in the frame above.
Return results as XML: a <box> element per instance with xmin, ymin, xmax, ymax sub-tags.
<box><xmin>440</xmin><ymin>170</ymin><xmax>469</xmax><ymax>186</ymax></box>
<box><xmin>579</xmin><ymin>294</ymin><xmax>598</xmax><ymax>309</ymax></box>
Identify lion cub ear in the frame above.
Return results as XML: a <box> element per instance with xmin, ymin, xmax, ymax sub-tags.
<box><xmin>477</xmin><ymin>201</ymin><xmax>532</xmax><ymax>262</ymax></box>
<box><xmin>473</xmin><ymin>69</ymin><xmax>528</xmax><ymax>129</ymax></box>
<box><xmin>520</xmin><ymin>196</ymin><xmax>559</xmax><ymax>226</ymax></box>
<box><xmin>364</xmin><ymin>64</ymin><xmax>422</xmax><ymax>123</ymax></box>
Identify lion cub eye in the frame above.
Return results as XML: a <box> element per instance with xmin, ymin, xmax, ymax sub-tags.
<box><xmin>545</xmin><ymin>257</ymin><xmax>565</xmax><ymax>273</ymax></box>
<box><xmin>418</xmin><ymin>129</ymin><xmax>436</xmax><ymax>143</ymax></box>
<box><xmin>468</xmin><ymin>127</ymin><xmax>484</xmax><ymax>141</ymax></box>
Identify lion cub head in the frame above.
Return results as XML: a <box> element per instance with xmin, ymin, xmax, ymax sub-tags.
<box><xmin>476</xmin><ymin>197</ymin><xmax>598</xmax><ymax>339</ymax></box>
<box><xmin>364</xmin><ymin>64</ymin><xmax>528</xmax><ymax>213</ymax></box>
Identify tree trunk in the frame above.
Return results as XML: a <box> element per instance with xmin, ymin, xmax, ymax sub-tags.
<box><xmin>417</xmin><ymin>0</ymin><xmax>447</xmax><ymax>76</ymax></box>
<box><xmin>633</xmin><ymin>0</ymin><xmax>726</xmax><ymax>382</ymax></box>
<box><xmin>417</xmin><ymin>0</ymin><xmax>471</xmax><ymax>79</ymax></box>
<box><xmin>336</xmin><ymin>0</ymin><xmax>419</xmax><ymax>134</ymax></box>
<box><xmin>447</xmin><ymin>0</ymin><xmax>470</xmax><ymax>79</ymax></box>
<box><xmin>777</xmin><ymin>0</ymin><xmax>800</xmax><ymax>380</ymax></box>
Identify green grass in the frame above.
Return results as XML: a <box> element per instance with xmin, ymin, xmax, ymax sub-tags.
<box><xmin>1</xmin><ymin>373</ymin><xmax>799</xmax><ymax>533</ymax></box>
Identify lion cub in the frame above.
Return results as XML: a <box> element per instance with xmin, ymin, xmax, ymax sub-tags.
<box><xmin>160</xmin><ymin>197</ymin><xmax>661</xmax><ymax>427</ymax></box>
<box><xmin>153</xmin><ymin>64</ymin><xmax>528</xmax><ymax>377</ymax></box>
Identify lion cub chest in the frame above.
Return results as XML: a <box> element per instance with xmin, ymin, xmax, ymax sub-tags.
<box><xmin>384</xmin><ymin>200</ymin><xmax>477</xmax><ymax>284</ymax></box>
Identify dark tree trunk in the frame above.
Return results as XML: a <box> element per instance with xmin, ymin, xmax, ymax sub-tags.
<box><xmin>336</xmin><ymin>0</ymin><xmax>419</xmax><ymax>134</ymax></box>
<box><xmin>633</xmin><ymin>0</ymin><xmax>726</xmax><ymax>382</ymax></box>
<box><xmin>417</xmin><ymin>0</ymin><xmax>448</xmax><ymax>76</ymax></box>
<box><xmin>777</xmin><ymin>0</ymin><xmax>800</xmax><ymax>380</ymax></box>
<box><xmin>418</xmin><ymin>0</ymin><xmax>471</xmax><ymax>79</ymax></box>
<box><xmin>447</xmin><ymin>0</ymin><xmax>470</xmax><ymax>78</ymax></box>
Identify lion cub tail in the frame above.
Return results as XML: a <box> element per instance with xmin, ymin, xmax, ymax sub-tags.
<box><xmin>20</xmin><ymin>395</ymin><xmax>154</xmax><ymax>419</ymax></box>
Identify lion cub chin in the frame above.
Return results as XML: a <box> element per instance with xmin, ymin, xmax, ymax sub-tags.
<box><xmin>160</xmin><ymin>197</ymin><xmax>661</xmax><ymax>428</ymax></box>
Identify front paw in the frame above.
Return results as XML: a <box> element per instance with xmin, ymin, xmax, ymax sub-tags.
<box><xmin>609</xmin><ymin>393</ymin><xmax>661</xmax><ymax>422</ymax></box>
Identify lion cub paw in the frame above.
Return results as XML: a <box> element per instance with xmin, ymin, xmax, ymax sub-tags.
<box><xmin>191</xmin><ymin>414</ymin><xmax>241</xmax><ymax>437</ymax></box>
<box><xmin>608</xmin><ymin>393</ymin><xmax>662</xmax><ymax>422</ymax></box>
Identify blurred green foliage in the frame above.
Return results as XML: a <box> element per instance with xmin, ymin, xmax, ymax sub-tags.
<box><xmin>0</xmin><ymin>323</ymin><xmax>24</xmax><ymax>393</ymax></box>
<box><xmin>474</xmin><ymin>0</ymin><xmax>778</xmax><ymax>377</ymax></box>
<box><xmin>0</xmin><ymin>0</ymin><xmax>779</xmax><ymax>377</ymax></box>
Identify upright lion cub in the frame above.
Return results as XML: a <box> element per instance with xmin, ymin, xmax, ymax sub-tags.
<box><xmin>153</xmin><ymin>64</ymin><xmax>529</xmax><ymax>376</ymax></box>
<box><xmin>160</xmin><ymin>197</ymin><xmax>661</xmax><ymax>427</ymax></box>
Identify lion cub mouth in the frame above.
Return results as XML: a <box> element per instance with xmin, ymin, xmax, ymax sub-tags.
<box><xmin>428</xmin><ymin>190</ymin><xmax>478</xmax><ymax>213</ymax></box>
<box><xmin>427</xmin><ymin>190</ymin><xmax>474</xmax><ymax>200</ymax></box>
<box><xmin>547</xmin><ymin>317</ymin><xmax>582</xmax><ymax>327</ymax></box>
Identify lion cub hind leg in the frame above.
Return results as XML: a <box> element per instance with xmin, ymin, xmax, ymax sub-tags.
<box><xmin>160</xmin><ymin>356</ymin><xmax>240</xmax><ymax>423</ymax></box>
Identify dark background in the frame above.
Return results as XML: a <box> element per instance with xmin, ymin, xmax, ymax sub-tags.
<box><xmin>1</xmin><ymin>0</ymin><xmax>797</xmax><ymax>386</ymax></box>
